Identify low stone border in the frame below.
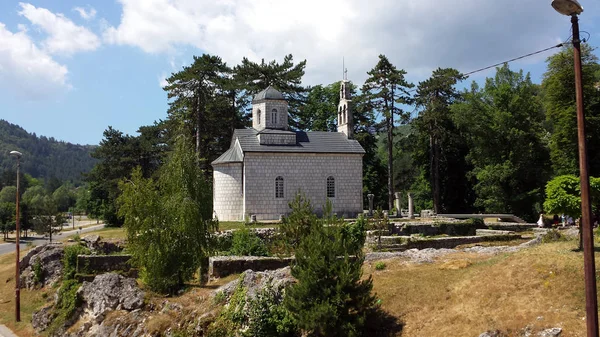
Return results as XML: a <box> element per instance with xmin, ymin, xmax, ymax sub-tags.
<box><xmin>369</xmin><ymin>234</ymin><xmax>522</xmax><ymax>251</ymax></box>
<box><xmin>209</xmin><ymin>256</ymin><xmax>294</xmax><ymax>279</ymax></box>
<box><xmin>77</xmin><ymin>254</ymin><xmax>134</xmax><ymax>275</ymax></box>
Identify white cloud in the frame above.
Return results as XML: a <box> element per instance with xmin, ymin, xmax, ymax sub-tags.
<box><xmin>0</xmin><ymin>23</ymin><xmax>69</xmax><ymax>99</ymax></box>
<box><xmin>73</xmin><ymin>6</ymin><xmax>97</xmax><ymax>21</ymax></box>
<box><xmin>18</xmin><ymin>2</ymin><xmax>100</xmax><ymax>56</ymax></box>
<box><xmin>105</xmin><ymin>0</ymin><xmax>569</xmax><ymax>85</ymax></box>
<box><xmin>158</xmin><ymin>72</ymin><xmax>168</xmax><ymax>88</ymax></box>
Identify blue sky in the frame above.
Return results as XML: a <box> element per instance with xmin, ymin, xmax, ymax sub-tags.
<box><xmin>0</xmin><ymin>0</ymin><xmax>599</xmax><ymax>145</ymax></box>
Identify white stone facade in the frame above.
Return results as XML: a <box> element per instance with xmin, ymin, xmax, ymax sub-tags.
<box><xmin>252</xmin><ymin>100</ymin><xmax>289</xmax><ymax>131</ymax></box>
<box><xmin>213</xmin><ymin>163</ymin><xmax>244</xmax><ymax>221</ymax></box>
<box><xmin>243</xmin><ymin>153</ymin><xmax>363</xmax><ymax>220</ymax></box>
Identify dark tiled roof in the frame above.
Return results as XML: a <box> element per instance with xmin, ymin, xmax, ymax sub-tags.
<box><xmin>231</xmin><ymin>128</ymin><xmax>365</xmax><ymax>154</ymax></box>
<box><xmin>252</xmin><ymin>86</ymin><xmax>285</xmax><ymax>102</ymax></box>
<box><xmin>212</xmin><ymin>143</ymin><xmax>243</xmax><ymax>164</ymax></box>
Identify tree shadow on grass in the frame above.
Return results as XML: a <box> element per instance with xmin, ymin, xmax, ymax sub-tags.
<box><xmin>364</xmin><ymin>307</ymin><xmax>404</xmax><ymax>337</ymax></box>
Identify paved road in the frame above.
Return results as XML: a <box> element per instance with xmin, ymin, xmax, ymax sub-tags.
<box><xmin>0</xmin><ymin>325</ymin><xmax>17</xmax><ymax>337</ymax></box>
<box><xmin>0</xmin><ymin>223</ymin><xmax>106</xmax><ymax>256</ymax></box>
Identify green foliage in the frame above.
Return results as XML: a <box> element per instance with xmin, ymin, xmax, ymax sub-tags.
<box><xmin>49</xmin><ymin>279</ymin><xmax>82</xmax><ymax>333</ymax></box>
<box><xmin>278</xmin><ymin>193</ymin><xmax>317</xmax><ymax>252</ymax></box>
<box><xmin>33</xmin><ymin>258</ymin><xmax>43</xmax><ymax>285</ymax></box>
<box><xmin>452</xmin><ymin>64</ymin><xmax>551</xmax><ymax>221</ymax></box>
<box><xmin>118</xmin><ymin>134</ymin><xmax>216</xmax><ymax>294</ymax></box>
<box><xmin>542</xmin><ymin>44</ymin><xmax>600</xmax><ymax>176</ymax></box>
<box><xmin>541</xmin><ymin>229</ymin><xmax>568</xmax><ymax>243</ymax></box>
<box><xmin>413</xmin><ymin>68</ymin><xmax>472</xmax><ymax>214</ymax></box>
<box><xmin>87</xmin><ymin>123</ymin><xmax>168</xmax><ymax>226</ymax></box>
<box><xmin>363</xmin><ymin>54</ymin><xmax>414</xmax><ymax>211</ymax></box>
<box><xmin>284</xmin><ymin>204</ymin><xmax>376</xmax><ymax>337</ymax></box>
<box><xmin>234</xmin><ymin>54</ymin><xmax>308</xmax><ymax>130</ymax></box>
<box><xmin>62</xmin><ymin>244</ymin><xmax>91</xmax><ymax>280</ymax></box>
<box><xmin>0</xmin><ymin>119</ymin><xmax>96</xmax><ymax>184</ymax></box>
<box><xmin>433</xmin><ymin>221</ymin><xmax>476</xmax><ymax>236</ymax></box>
<box><xmin>468</xmin><ymin>218</ymin><xmax>485</xmax><ymax>229</ymax></box>
<box><xmin>207</xmin><ymin>277</ymin><xmax>298</xmax><ymax>337</ymax></box>
<box><xmin>228</xmin><ymin>227</ymin><xmax>269</xmax><ymax>256</ymax></box>
<box><xmin>375</xmin><ymin>262</ymin><xmax>386</xmax><ymax>271</ymax></box>
<box><xmin>0</xmin><ymin>186</ymin><xmax>16</xmax><ymax>203</ymax></box>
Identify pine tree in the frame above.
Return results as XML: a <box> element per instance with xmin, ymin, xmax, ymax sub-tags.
<box><xmin>362</xmin><ymin>55</ymin><xmax>413</xmax><ymax>211</ymax></box>
<box><xmin>284</xmin><ymin>207</ymin><xmax>375</xmax><ymax>336</ymax></box>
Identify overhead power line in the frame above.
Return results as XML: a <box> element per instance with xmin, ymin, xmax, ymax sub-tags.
<box><xmin>461</xmin><ymin>42</ymin><xmax>564</xmax><ymax>77</ymax></box>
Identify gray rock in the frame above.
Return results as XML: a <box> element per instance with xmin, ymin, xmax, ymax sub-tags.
<box><xmin>537</xmin><ymin>328</ymin><xmax>562</xmax><ymax>337</ymax></box>
<box><xmin>479</xmin><ymin>330</ymin><xmax>502</xmax><ymax>337</ymax></box>
<box><xmin>31</xmin><ymin>305</ymin><xmax>55</xmax><ymax>332</ymax></box>
<box><xmin>78</xmin><ymin>273</ymin><xmax>145</xmax><ymax>322</ymax></box>
<box><xmin>81</xmin><ymin>235</ymin><xmax>124</xmax><ymax>255</ymax></box>
<box><xmin>81</xmin><ymin>234</ymin><xmax>100</xmax><ymax>243</ymax></box>
<box><xmin>19</xmin><ymin>244</ymin><xmax>64</xmax><ymax>289</ymax></box>
<box><xmin>215</xmin><ymin>266</ymin><xmax>295</xmax><ymax>302</ymax></box>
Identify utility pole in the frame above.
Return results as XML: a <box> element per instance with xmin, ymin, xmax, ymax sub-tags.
<box><xmin>10</xmin><ymin>151</ymin><xmax>22</xmax><ymax>322</ymax></box>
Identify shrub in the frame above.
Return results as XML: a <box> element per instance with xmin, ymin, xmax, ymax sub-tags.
<box><xmin>33</xmin><ymin>258</ymin><xmax>43</xmax><ymax>286</ymax></box>
<box><xmin>375</xmin><ymin>262</ymin><xmax>386</xmax><ymax>271</ymax></box>
<box><xmin>229</xmin><ymin>227</ymin><xmax>269</xmax><ymax>256</ymax></box>
<box><xmin>542</xmin><ymin>229</ymin><xmax>568</xmax><ymax>243</ymax></box>
<box><xmin>284</xmin><ymin>206</ymin><xmax>376</xmax><ymax>337</ymax></box>
<box><xmin>468</xmin><ymin>218</ymin><xmax>485</xmax><ymax>229</ymax></box>
<box><xmin>47</xmin><ymin>279</ymin><xmax>82</xmax><ymax>334</ymax></box>
<box><xmin>72</xmin><ymin>233</ymin><xmax>80</xmax><ymax>242</ymax></box>
<box><xmin>207</xmin><ymin>277</ymin><xmax>298</xmax><ymax>337</ymax></box>
<box><xmin>62</xmin><ymin>244</ymin><xmax>91</xmax><ymax>280</ymax></box>
<box><xmin>278</xmin><ymin>193</ymin><xmax>317</xmax><ymax>252</ymax></box>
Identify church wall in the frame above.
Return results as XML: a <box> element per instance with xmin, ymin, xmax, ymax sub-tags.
<box><xmin>244</xmin><ymin>152</ymin><xmax>363</xmax><ymax>220</ymax></box>
<box><xmin>252</xmin><ymin>100</ymin><xmax>289</xmax><ymax>131</ymax></box>
<box><xmin>213</xmin><ymin>163</ymin><xmax>244</xmax><ymax>221</ymax></box>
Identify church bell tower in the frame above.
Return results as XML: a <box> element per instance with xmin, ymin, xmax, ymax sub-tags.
<box><xmin>337</xmin><ymin>69</ymin><xmax>352</xmax><ymax>138</ymax></box>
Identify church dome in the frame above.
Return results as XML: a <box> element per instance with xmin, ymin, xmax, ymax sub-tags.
<box><xmin>253</xmin><ymin>86</ymin><xmax>285</xmax><ymax>102</ymax></box>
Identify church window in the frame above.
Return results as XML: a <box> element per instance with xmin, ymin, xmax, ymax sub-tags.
<box><xmin>275</xmin><ymin>176</ymin><xmax>284</xmax><ymax>198</ymax></box>
<box><xmin>342</xmin><ymin>105</ymin><xmax>347</xmax><ymax>124</ymax></box>
<box><xmin>257</xmin><ymin>109</ymin><xmax>261</xmax><ymax>124</ymax></box>
<box><xmin>272</xmin><ymin>109</ymin><xmax>278</xmax><ymax>125</ymax></box>
<box><xmin>327</xmin><ymin>176</ymin><xmax>335</xmax><ymax>198</ymax></box>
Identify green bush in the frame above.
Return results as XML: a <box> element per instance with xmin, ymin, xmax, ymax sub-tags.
<box><xmin>47</xmin><ymin>279</ymin><xmax>82</xmax><ymax>334</ymax></box>
<box><xmin>468</xmin><ymin>218</ymin><xmax>485</xmax><ymax>229</ymax></box>
<box><xmin>33</xmin><ymin>258</ymin><xmax>43</xmax><ymax>286</ymax></box>
<box><xmin>284</xmin><ymin>205</ymin><xmax>376</xmax><ymax>337</ymax></box>
<box><xmin>375</xmin><ymin>262</ymin><xmax>386</xmax><ymax>271</ymax></box>
<box><xmin>228</xmin><ymin>227</ymin><xmax>269</xmax><ymax>256</ymax></box>
<box><xmin>434</xmin><ymin>221</ymin><xmax>476</xmax><ymax>236</ymax></box>
<box><xmin>207</xmin><ymin>277</ymin><xmax>297</xmax><ymax>337</ymax></box>
<box><xmin>62</xmin><ymin>244</ymin><xmax>91</xmax><ymax>280</ymax></box>
<box><xmin>542</xmin><ymin>229</ymin><xmax>568</xmax><ymax>243</ymax></box>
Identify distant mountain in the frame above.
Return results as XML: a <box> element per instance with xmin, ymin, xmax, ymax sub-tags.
<box><xmin>0</xmin><ymin>119</ymin><xmax>97</xmax><ymax>184</ymax></box>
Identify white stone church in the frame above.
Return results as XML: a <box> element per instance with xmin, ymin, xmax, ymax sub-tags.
<box><xmin>212</xmin><ymin>80</ymin><xmax>364</xmax><ymax>221</ymax></box>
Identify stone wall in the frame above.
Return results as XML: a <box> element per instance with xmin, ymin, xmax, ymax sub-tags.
<box><xmin>213</xmin><ymin>162</ymin><xmax>244</xmax><ymax>221</ymax></box>
<box><xmin>244</xmin><ymin>152</ymin><xmax>363</xmax><ymax>220</ymax></box>
<box><xmin>209</xmin><ymin>256</ymin><xmax>294</xmax><ymax>278</ymax></box>
<box><xmin>77</xmin><ymin>254</ymin><xmax>134</xmax><ymax>276</ymax></box>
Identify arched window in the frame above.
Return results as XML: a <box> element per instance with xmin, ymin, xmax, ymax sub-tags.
<box><xmin>338</xmin><ymin>107</ymin><xmax>342</xmax><ymax>124</ymax></box>
<box><xmin>272</xmin><ymin>109</ymin><xmax>278</xmax><ymax>125</ymax></box>
<box><xmin>257</xmin><ymin>109</ymin><xmax>261</xmax><ymax>124</ymax></box>
<box><xmin>327</xmin><ymin>176</ymin><xmax>335</xmax><ymax>198</ymax></box>
<box><xmin>275</xmin><ymin>176</ymin><xmax>284</xmax><ymax>198</ymax></box>
<box><xmin>342</xmin><ymin>105</ymin><xmax>347</xmax><ymax>124</ymax></box>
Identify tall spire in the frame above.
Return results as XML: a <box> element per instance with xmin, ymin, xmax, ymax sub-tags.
<box><xmin>337</xmin><ymin>65</ymin><xmax>352</xmax><ymax>138</ymax></box>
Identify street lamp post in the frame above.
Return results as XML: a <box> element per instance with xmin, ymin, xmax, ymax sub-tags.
<box><xmin>551</xmin><ymin>1</ymin><xmax>598</xmax><ymax>336</ymax></box>
<box><xmin>9</xmin><ymin>150</ymin><xmax>22</xmax><ymax>322</ymax></box>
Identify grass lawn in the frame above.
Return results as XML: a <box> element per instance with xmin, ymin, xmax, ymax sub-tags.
<box><xmin>62</xmin><ymin>227</ymin><xmax>127</xmax><ymax>242</ymax></box>
<box><xmin>368</xmin><ymin>238</ymin><xmax>596</xmax><ymax>337</ymax></box>
<box><xmin>0</xmin><ymin>250</ymin><xmax>48</xmax><ymax>337</ymax></box>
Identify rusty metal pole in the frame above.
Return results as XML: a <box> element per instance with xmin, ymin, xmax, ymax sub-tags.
<box><xmin>15</xmin><ymin>156</ymin><xmax>21</xmax><ymax>322</ymax></box>
<box><xmin>572</xmin><ymin>14</ymin><xmax>599</xmax><ymax>337</ymax></box>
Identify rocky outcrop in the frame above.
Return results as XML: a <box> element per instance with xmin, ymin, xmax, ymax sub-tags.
<box><xmin>32</xmin><ymin>304</ymin><xmax>55</xmax><ymax>332</ymax></box>
<box><xmin>20</xmin><ymin>243</ymin><xmax>64</xmax><ymax>289</ymax></box>
<box><xmin>81</xmin><ymin>235</ymin><xmax>125</xmax><ymax>255</ymax></box>
<box><xmin>215</xmin><ymin>267</ymin><xmax>295</xmax><ymax>302</ymax></box>
<box><xmin>78</xmin><ymin>273</ymin><xmax>145</xmax><ymax>323</ymax></box>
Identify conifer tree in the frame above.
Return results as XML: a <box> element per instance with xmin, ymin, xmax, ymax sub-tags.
<box><xmin>363</xmin><ymin>55</ymin><xmax>413</xmax><ymax>211</ymax></box>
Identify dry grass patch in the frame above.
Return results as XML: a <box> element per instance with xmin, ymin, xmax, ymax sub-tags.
<box><xmin>0</xmin><ymin>249</ymin><xmax>49</xmax><ymax>337</ymax></box>
<box><xmin>370</xmin><ymin>241</ymin><xmax>592</xmax><ymax>337</ymax></box>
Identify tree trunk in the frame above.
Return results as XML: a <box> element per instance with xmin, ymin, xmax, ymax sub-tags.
<box><xmin>433</xmin><ymin>136</ymin><xmax>441</xmax><ymax>214</ymax></box>
<box><xmin>387</xmin><ymin>116</ymin><xmax>394</xmax><ymax>212</ymax></box>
